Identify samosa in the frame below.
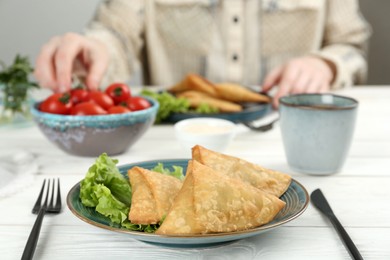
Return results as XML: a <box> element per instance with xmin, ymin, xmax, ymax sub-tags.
<box><xmin>128</xmin><ymin>166</ymin><xmax>182</xmax><ymax>224</ymax></box>
<box><xmin>156</xmin><ymin>160</ymin><xmax>285</xmax><ymax>235</ymax></box>
<box><xmin>176</xmin><ymin>90</ymin><xmax>243</xmax><ymax>112</ymax></box>
<box><xmin>184</xmin><ymin>73</ymin><xmax>218</xmax><ymax>97</ymax></box>
<box><xmin>192</xmin><ymin>145</ymin><xmax>291</xmax><ymax>197</ymax></box>
<box><xmin>215</xmin><ymin>83</ymin><xmax>271</xmax><ymax>103</ymax></box>
<box><xmin>168</xmin><ymin>74</ymin><xmax>218</xmax><ymax>97</ymax></box>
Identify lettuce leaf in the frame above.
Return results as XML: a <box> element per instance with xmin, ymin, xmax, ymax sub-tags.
<box><xmin>140</xmin><ymin>89</ymin><xmax>190</xmax><ymax>123</ymax></box>
<box><xmin>79</xmin><ymin>153</ymin><xmax>184</xmax><ymax>232</ymax></box>
<box><xmin>151</xmin><ymin>162</ymin><xmax>185</xmax><ymax>181</ymax></box>
<box><xmin>140</xmin><ymin>89</ymin><xmax>219</xmax><ymax>123</ymax></box>
<box><xmin>80</xmin><ymin>153</ymin><xmax>131</xmax><ymax>226</ymax></box>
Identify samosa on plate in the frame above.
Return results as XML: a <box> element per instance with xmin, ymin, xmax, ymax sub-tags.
<box><xmin>214</xmin><ymin>83</ymin><xmax>271</xmax><ymax>103</ymax></box>
<box><xmin>156</xmin><ymin>160</ymin><xmax>286</xmax><ymax>235</ymax></box>
<box><xmin>127</xmin><ymin>166</ymin><xmax>182</xmax><ymax>224</ymax></box>
<box><xmin>176</xmin><ymin>90</ymin><xmax>243</xmax><ymax>113</ymax></box>
<box><xmin>168</xmin><ymin>74</ymin><xmax>218</xmax><ymax>97</ymax></box>
<box><xmin>168</xmin><ymin>78</ymin><xmax>188</xmax><ymax>93</ymax></box>
<box><xmin>192</xmin><ymin>145</ymin><xmax>291</xmax><ymax>197</ymax></box>
<box><xmin>186</xmin><ymin>74</ymin><xmax>219</xmax><ymax>97</ymax></box>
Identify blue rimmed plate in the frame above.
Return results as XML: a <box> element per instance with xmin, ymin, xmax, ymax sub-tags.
<box><xmin>67</xmin><ymin>159</ymin><xmax>309</xmax><ymax>247</ymax></box>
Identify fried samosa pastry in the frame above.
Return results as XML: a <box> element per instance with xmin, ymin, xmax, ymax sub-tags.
<box><xmin>168</xmin><ymin>74</ymin><xmax>218</xmax><ymax>97</ymax></box>
<box><xmin>185</xmin><ymin>73</ymin><xmax>218</xmax><ymax>97</ymax></box>
<box><xmin>128</xmin><ymin>166</ymin><xmax>182</xmax><ymax>224</ymax></box>
<box><xmin>192</xmin><ymin>145</ymin><xmax>291</xmax><ymax>197</ymax></box>
<box><xmin>215</xmin><ymin>83</ymin><xmax>271</xmax><ymax>103</ymax></box>
<box><xmin>156</xmin><ymin>160</ymin><xmax>285</xmax><ymax>235</ymax></box>
<box><xmin>176</xmin><ymin>90</ymin><xmax>242</xmax><ymax>112</ymax></box>
<box><xmin>168</xmin><ymin>78</ymin><xmax>188</xmax><ymax>93</ymax></box>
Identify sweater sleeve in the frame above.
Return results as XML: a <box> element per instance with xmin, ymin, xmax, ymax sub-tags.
<box><xmin>83</xmin><ymin>0</ymin><xmax>145</xmax><ymax>88</ymax></box>
<box><xmin>312</xmin><ymin>0</ymin><xmax>371</xmax><ymax>89</ymax></box>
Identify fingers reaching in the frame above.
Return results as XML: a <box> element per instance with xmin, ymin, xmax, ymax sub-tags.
<box><xmin>34</xmin><ymin>36</ymin><xmax>61</xmax><ymax>91</ymax></box>
<box><xmin>54</xmin><ymin>33</ymin><xmax>86</xmax><ymax>92</ymax></box>
<box><xmin>262</xmin><ymin>56</ymin><xmax>335</xmax><ymax>108</ymax></box>
<box><xmin>34</xmin><ymin>33</ymin><xmax>108</xmax><ymax>93</ymax></box>
<box><xmin>262</xmin><ymin>66</ymin><xmax>283</xmax><ymax>93</ymax></box>
<box><xmin>85</xmin><ymin>40</ymin><xmax>109</xmax><ymax>91</ymax></box>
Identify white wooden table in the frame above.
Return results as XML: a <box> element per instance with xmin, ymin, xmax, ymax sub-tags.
<box><xmin>0</xmin><ymin>87</ymin><xmax>389</xmax><ymax>260</ymax></box>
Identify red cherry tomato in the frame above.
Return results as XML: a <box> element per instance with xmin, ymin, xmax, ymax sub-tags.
<box><xmin>40</xmin><ymin>93</ymin><xmax>73</xmax><ymax>115</ymax></box>
<box><xmin>126</xmin><ymin>96</ymin><xmax>151</xmax><ymax>111</ymax></box>
<box><xmin>105</xmin><ymin>83</ymin><xmax>131</xmax><ymax>104</ymax></box>
<box><xmin>107</xmin><ymin>105</ymin><xmax>131</xmax><ymax>114</ymax></box>
<box><xmin>70</xmin><ymin>88</ymin><xmax>89</xmax><ymax>104</ymax></box>
<box><xmin>70</xmin><ymin>102</ymin><xmax>107</xmax><ymax>116</ymax></box>
<box><xmin>88</xmin><ymin>90</ymin><xmax>114</xmax><ymax>110</ymax></box>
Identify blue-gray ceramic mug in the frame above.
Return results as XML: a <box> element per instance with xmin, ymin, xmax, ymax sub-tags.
<box><xmin>279</xmin><ymin>93</ymin><xmax>358</xmax><ymax>175</ymax></box>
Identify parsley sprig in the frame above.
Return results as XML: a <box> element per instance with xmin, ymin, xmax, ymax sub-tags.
<box><xmin>0</xmin><ymin>55</ymin><xmax>39</xmax><ymax>119</ymax></box>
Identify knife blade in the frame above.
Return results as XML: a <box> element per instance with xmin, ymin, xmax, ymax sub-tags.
<box><xmin>310</xmin><ymin>189</ymin><xmax>364</xmax><ymax>260</ymax></box>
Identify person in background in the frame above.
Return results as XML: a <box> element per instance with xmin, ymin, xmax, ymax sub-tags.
<box><xmin>34</xmin><ymin>0</ymin><xmax>371</xmax><ymax>107</ymax></box>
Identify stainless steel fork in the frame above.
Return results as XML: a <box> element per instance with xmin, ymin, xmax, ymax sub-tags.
<box><xmin>21</xmin><ymin>179</ymin><xmax>62</xmax><ymax>260</ymax></box>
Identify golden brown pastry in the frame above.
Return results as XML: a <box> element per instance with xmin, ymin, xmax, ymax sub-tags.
<box><xmin>168</xmin><ymin>74</ymin><xmax>218</xmax><ymax>97</ymax></box>
<box><xmin>128</xmin><ymin>166</ymin><xmax>182</xmax><ymax>224</ymax></box>
<box><xmin>176</xmin><ymin>90</ymin><xmax>242</xmax><ymax>113</ymax></box>
<box><xmin>168</xmin><ymin>78</ymin><xmax>188</xmax><ymax>93</ymax></box>
<box><xmin>192</xmin><ymin>145</ymin><xmax>291</xmax><ymax>197</ymax></box>
<box><xmin>215</xmin><ymin>83</ymin><xmax>271</xmax><ymax>103</ymax></box>
<box><xmin>185</xmin><ymin>74</ymin><xmax>218</xmax><ymax>97</ymax></box>
<box><xmin>156</xmin><ymin>160</ymin><xmax>286</xmax><ymax>235</ymax></box>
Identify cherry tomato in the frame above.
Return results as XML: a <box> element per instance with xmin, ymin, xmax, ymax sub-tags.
<box><xmin>40</xmin><ymin>93</ymin><xmax>73</xmax><ymax>115</ymax></box>
<box><xmin>107</xmin><ymin>105</ymin><xmax>131</xmax><ymax>114</ymax></box>
<box><xmin>105</xmin><ymin>83</ymin><xmax>131</xmax><ymax>104</ymax></box>
<box><xmin>88</xmin><ymin>90</ymin><xmax>114</xmax><ymax>110</ymax></box>
<box><xmin>70</xmin><ymin>102</ymin><xmax>107</xmax><ymax>116</ymax></box>
<box><xmin>70</xmin><ymin>88</ymin><xmax>89</xmax><ymax>104</ymax></box>
<box><xmin>126</xmin><ymin>96</ymin><xmax>151</xmax><ymax>111</ymax></box>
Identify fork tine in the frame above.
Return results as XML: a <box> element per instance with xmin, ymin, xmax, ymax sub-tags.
<box><xmin>55</xmin><ymin>178</ymin><xmax>62</xmax><ymax>211</ymax></box>
<box><xmin>42</xmin><ymin>179</ymin><xmax>50</xmax><ymax>209</ymax></box>
<box><xmin>47</xmin><ymin>178</ymin><xmax>62</xmax><ymax>213</ymax></box>
<box><xmin>49</xmin><ymin>178</ymin><xmax>55</xmax><ymax>208</ymax></box>
<box><xmin>32</xmin><ymin>179</ymin><xmax>46</xmax><ymax>214</ymax></box>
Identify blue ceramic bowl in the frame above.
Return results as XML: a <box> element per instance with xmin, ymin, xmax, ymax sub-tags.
<box><xmin>30</xmin><ymin>96</ymin><xmax>159</xmax><ymax>157</ymax></box>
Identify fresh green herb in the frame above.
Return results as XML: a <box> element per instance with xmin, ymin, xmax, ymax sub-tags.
<box><xmin>80</xmin><ymin>153</ymin><xmax>132</xmax><ymax>227</ymax></box>
<box><xmin>152</xmin><ymin>162</ymin><xmax>185</xmax><ymax>181</ymax></box>
<box><xmin>79</xmin><ymin>153</ymin><xmax>185</xmax><ymax>233</ymax></box>
<box><xmin>140</xmin><ymin>89</ymin><xmax>219</xmax><ymax>123</ymax></box>
<box><xmin>0</xmin><ymin>55</ymin><xmax>39</xmax><ymax>119</ymax></box>
<box><xmin>195</xmin><ymin>102</ymin><xmax>219</xmax><ymax>114</ymax></box>
<box><xmin>140</xmin><ymin>89</ymin><xmax>190</xmax><ymax>123</ymax></box>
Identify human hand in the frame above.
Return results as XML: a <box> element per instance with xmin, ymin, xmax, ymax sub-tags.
<box><xmin>34</xmin><ymin>33</ymin><xmax>109</xmax><ymax>92</ymax></box>
<box><xmin>262</xmin><ymin>56</ymin><xmax>336</xmax><ymax>108</ymax></box>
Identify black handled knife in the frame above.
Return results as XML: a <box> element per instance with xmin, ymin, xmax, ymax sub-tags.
<box><xmin>310</xmin><ymin>189</ymin><xmax>364</xmax><ymax>260</ymax></box>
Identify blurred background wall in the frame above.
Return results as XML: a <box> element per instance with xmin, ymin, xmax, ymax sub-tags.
<box><xmin>359</xmin><ymin>0</ymin><xmax>390</xmax><ymax>85</ymax></box>
<box><xmin>0</xmin><ymin>0</ymin><xmax>100</xmax><ymax>65</ymax></box>
<box><xmin>0</xmin><ymin>0</ymin><xmax>389</xmax><ymax>85</ymax></box>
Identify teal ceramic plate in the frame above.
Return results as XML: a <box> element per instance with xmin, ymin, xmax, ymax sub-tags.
<box><xmin>67</xmin><ymin>159</ymin><xmax>309</xmax><ymax>247</ymax></box>
<box><xmin>165</xmin><ymin>102</ymin><xmax>272</xmax><ymax>124</ymax></box>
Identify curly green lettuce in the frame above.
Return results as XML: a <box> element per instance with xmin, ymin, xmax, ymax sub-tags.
<box><xmin>151</xmin><ymin>162</ymin><xmax>185</xmax><ymax>181</ymax></box>
<box><xmin>79</xmin><ymin>153</ymin><xmax>184</xmax><ymax>232</ymax></box>
<box><xmin>140</xmin><ymin>89</ymin><xmax>218</xmax><ymax>123</ymax></box>
<box><xmin>140</xmin><ymin>89</ymin><xmax>189</xmax><ymax>123</ymax></box>
<box><xmin>80</xmin><ymin>153</ymin><xmax>132</xmax><ymax>226</ymax></box>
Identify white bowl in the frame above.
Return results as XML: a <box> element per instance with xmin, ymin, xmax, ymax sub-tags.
<box><xmin>174</xmin><ymin>117</ymin><xmax>237</xmax><ymax>153</ymax></box>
